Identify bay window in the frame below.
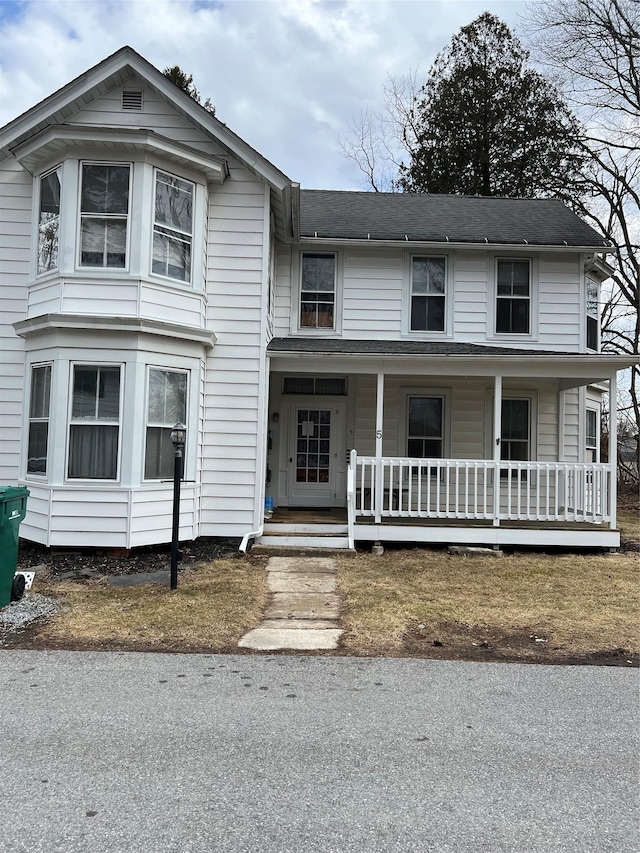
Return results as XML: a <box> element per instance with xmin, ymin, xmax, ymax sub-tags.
<box><xmin>37</xmin><ymin>168</ymin><xmax>61</xmax><ymax>274</ymax></box>
<box><xmin>27</xmin><ymin>364</ymin><xmax>52</xmax><ymax>475</ymax></box>
<box><xmin>68</xmin><ymin>366</ymin><xmax>121</xmax><ymax>479</ymax></box>
<box><xmin>411</xmin><ymin>256</ymin><xmax>446</xmax><ymax>332</ymax></box>
<box><xmin>79</xmin><ymin>163</ymin><xmax>130</xmax><ymax>268</ymax></box>
<box><xmin>152</xmin><ymin>170</ymin><xmax>193</xmax><ymax>282</ymax></box>
<box><xmin>145</xmin><ymin>369</ymin><xmax>188</xmax><ymax>479</ymax></box>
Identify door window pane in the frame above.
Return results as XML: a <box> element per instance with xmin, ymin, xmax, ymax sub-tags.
<box><xmin>501</xmin><ymin>399</ymin><xmax>530</xmax><ymax>461</ymax></box>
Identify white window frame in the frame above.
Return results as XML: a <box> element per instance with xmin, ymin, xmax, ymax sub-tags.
<box><xmin>294</xmin><ymin>250</ymin><xmax>342</xmax><ymax>334</ymax></box>
<box><xmin>26</xmin><ymin>363</ymin><xmax>52</xmax><ymax>478</ymax></box>
<box><xmin>495</xmin><ymin>258</ymin><xmax>532</xmax><ymax>336</ymax></box>
<box><xmin>77</xmin><ymin>161</ymin><xmax>132</xmax><ymax>271</ymax></box>
<box><xmin>144</xmin><ymin>367</ymin><xmax>190</xmax><ymax>481</ymax></box>
<box><xmin>586</xmin><ymin>277</ymin><xmax>600</xmax><ymax>352</ymax></box>
<box><xmin>151</xmin><ymin>168</ymin><xmax>195</xmax><ymax>284</ymax></box>
<box><xmin>405</xmin><ymin>254</ymin><xmax>451</xmax><ymax>336</ymax></box>
<box><xmin>585</xmin><ymin>405</ymin><xmax>600</xmax><ymax>463</ymax></box>
<box><xmin>399</xmin><ymin>388</ymin><xmax>452</xmax><ymax>459</ymax></box>
<box><xmin>489</xmin><ymin>256</ymin><xmax>538</xmax><ymax>340</ymax></box>
<box><xmin>36</xmin><ymin>166</ymin><xmax>62</xmax><ymax>276</ymax></box>
<box><xmin>66</xmin><ymin>363</ymin><xmax>124</xmax><ymax>482</ymax></box>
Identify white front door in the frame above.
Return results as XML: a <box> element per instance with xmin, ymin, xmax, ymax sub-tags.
<box><xmin>287</xmin><ymin>403</ymin><xmax>346</xmax><ymax>507</ymax></box>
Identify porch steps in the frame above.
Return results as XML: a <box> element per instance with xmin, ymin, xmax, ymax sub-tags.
<box><xmin>251</xmin><ymin>522</ymin><xmax>354</xmax><ymax>555</ymax></box>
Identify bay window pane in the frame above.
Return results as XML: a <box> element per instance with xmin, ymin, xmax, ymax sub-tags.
<box><xmin>69</xmin><ymin>366</ymin><xmax>121</xmax><ymax>480</ymax></box>
<box><xmin>27</xmin><ymin>422</ymin><xmax>49</xmax><ymax>474</ymax></box>
<box><xmin>29</xmin><ymin>365</ymin><xmax>51</xmax><ymax>419</ymax></box>
<box><xmin>68</xmin><ymin>425</ymin><xmax>119</xmax><ymax>479</ymax></box>
<box><xmin>152</xmin><ymin>170</ymin><xmax>193</xmax><ymax>283</ymax></box>
<box><xmin>145</xmin><ymin>369</ymin><xmax>187</xmax><ymax>479</ymax></box>
<box><xmin>80</xmin><ymin>164</ymin><xmax>129</xmax><ymax>269</ymax></box>
<box><xmin>81</xmin><ymin>165</ymin><xmax>129</xmax><ymax>214</ymax></box>
<box><xmin>38</xmin><ymin>169</ymin><xmax>61</xmax><ymax>274</ymax></box>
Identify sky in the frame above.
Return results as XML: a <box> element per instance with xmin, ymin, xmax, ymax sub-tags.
<box><xmin>0</xmin><ymin>0</ymin><xmax>529</xmax><ymax>189</ymax></box>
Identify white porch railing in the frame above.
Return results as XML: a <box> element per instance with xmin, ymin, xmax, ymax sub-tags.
<box><xmin>350</xmin><ymin>455</ymin><xmax>612</xmax><ymax>526</ymax></box>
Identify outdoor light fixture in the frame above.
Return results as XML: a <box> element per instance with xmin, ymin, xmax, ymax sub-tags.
<box><xmin>170</xmin><ymin>422</ymin><xmax>186</xmax><ymax>590</ymax></box>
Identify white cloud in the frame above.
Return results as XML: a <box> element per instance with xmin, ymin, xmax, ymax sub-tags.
<box><xmin>0</xmin><ymin>0</ymin><xmax>526</xmax><ymax>188</ymax></box>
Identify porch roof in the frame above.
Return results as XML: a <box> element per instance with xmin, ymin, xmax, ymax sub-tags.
<box><xmin>267</xmin><ymin>337</ymin><xmax>636</xmax><ymax>383</ymax></box>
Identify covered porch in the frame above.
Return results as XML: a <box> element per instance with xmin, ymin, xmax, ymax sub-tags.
<box><xmin>265</xmin><ymin>339</ymin><xmax>632</xmax><ymax>551</ymax></box>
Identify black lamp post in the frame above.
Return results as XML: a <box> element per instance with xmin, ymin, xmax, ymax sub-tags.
<box><xmin>170</xmin><ymin>422</ymin><xmax>186</xmax><ymax>590</ymax></box>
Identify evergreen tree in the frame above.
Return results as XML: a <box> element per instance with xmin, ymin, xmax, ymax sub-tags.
<box><xmin>400</xmin><ymin>13</ymin><xmax>582</xmax><ymax>197</ymax></box>
<box><xmin>163</xmin><ymin>65</ymin><xmax>215</xmax><ymax>115</ymax></box>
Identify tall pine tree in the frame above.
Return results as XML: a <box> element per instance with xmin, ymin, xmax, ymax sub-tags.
<box><xmin>400</xmin><ymin>13</ymin><xmax>582</xmax><ymax>197</ymax></box>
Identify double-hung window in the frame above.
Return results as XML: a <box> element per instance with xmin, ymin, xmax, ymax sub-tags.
<box><xmin>586</xmin><ymin>408</ymin><xmax>599</xmax><ymax>462</ymax></box>
<box><xmin>145</xmin><ymin>369</ymin><xmax>188</xmax><ymax>479</ymax></box>
<box><xmin>300</xmin><ymin>253</ymin><xmax>336</xmax><ymax>329</ymax></box>
<box><xmin>68</xmin><ymin>366</ymin><xmax>121</xmax><ymax>479</ymax></box>
<box><xmin>501</xmin><ymin>398</ymin><xmax>530</xmax><ymax>479</ymax></box>
<box><xmin>27</xmin><ymin>364</ymin><xmax>52</xmax><ymax>475</ymax></box>
<box><xmin>37</xmin><ymin>168</ymin><xmax>61</xmax><ymax>274</ymax></box>
<box><xmin>152</xmin><ymin>170</ymin><xmax>194</xmax><ymax>282</ymax></box>
<box><xmin>496</xmin><ymin>259</ymin><xmax>530</xmax><ymax>334</ymax></box>
<box><xmin>586</xmin><ymin>278</ymin><xmax>599</xmax><ymax>351</ymax></box>
<box><xmin>407</xmin><ymin>396</ymin><xmax>444</xmax><ymax>459</ymax></box>
<box><xmin>411</xmin><ymin>257</ymin><xmax>446</xmax><ymax>332</ymax></box>
<box><xmin>79</xmin><ymin>163</ymin><xmax>130</xmax><ymax>268</ymax></box>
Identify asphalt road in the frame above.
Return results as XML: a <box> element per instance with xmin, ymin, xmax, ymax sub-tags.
<box><xmin>0</xmin><ymin>651</ymin><xmax>637</xmax><ymax>853</ymax></box>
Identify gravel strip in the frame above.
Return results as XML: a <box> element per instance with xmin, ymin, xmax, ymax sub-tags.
<box><xmin>0</xmin><ymin>593</ymin><xmax>59</xmax><ymax>639</ymax></box>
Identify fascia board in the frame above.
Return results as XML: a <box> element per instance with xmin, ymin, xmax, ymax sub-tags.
<box><xmin>268</xmin><ymin>351</ymin><xmax>638</xmax><ymax>380</ymax></box>
<box><xmin>297</xmin><ymin>237</ymin><xmax>612</xmax><ymax>253</ymax></box>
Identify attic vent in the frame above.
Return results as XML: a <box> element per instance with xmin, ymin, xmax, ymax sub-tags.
<box><xmin>122</xmin><ymin>91</ymin><xmax>143</xmax><ymax>111</ymax></box>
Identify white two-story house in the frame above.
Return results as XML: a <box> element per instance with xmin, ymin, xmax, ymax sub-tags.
<box><xmin>1</xmin><ymin>47</ymin><xmax>635</xmax><ymax>552</ymax></box>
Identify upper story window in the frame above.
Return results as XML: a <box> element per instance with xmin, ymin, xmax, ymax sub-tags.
<box><xmin>586</xmin><ymin>277</ymin><xmax>599</xmax><ymax>351</ymax></box>
<box><xmin>300</xmin><ymin>253</ymin><xmax>336</xmax><ymax>329</ymax></box>
<box><xmin>27</xmin><ymin>364</ymin><xmax>52</xmax><ymax>475</ymax></box>
<box><xmin>152</xmin><ymin>170</ymin><xmax>194</xmax><ymax>283</ymax></box>
<box><xmin>411</xmin><ymin>257</ymin><xmax>446</xmax><ymax>332</ymax></box>
<box><xmin>496</xmin><ymin>259</ymin><xmax>530</xmax><ymax>334</ymax></box>
<box><xmin>37</xmin><ymin>168</ymin><xmax>61</xmax><ymax>274</ymax></box>
<box><xmin>68</xmin><ymin>365</ymin><xmax>121</xmax><ymax>479</ymax></box>
<box><xmin>79</xmin><ymin>163</ymin><xmax>130</xmax><ymax>268</ymax></box>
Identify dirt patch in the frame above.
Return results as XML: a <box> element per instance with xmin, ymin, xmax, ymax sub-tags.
<box><xmin>398</xmin><ymin>621</ymin><xmax>638</xmax><ymax>667</ymax></box>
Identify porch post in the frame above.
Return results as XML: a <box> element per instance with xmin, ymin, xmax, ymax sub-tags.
<box><xmin>493</xmin><ymin>375</ymin><xmax>502</xmax><ymax>526</ymax></box>
<box><xmin>375</xmin><ymin>371</ymin><xmax>384</xmax><ymax>524</ymax></box>
<box><xmin>609</xmin><ymin>370</ymin><xmax>617</xmax><ymax>529</ymax></box>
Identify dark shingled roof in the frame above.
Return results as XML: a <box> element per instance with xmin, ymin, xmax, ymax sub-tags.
<box><xmin>268</xmin><ymin>338</ymin><xmax>565</xmax><ymax>357</ymax></box>
<box><xmin>299</xmin><ymin>190</ymin><xmax>607</xmax><ymax>248</ymax></box>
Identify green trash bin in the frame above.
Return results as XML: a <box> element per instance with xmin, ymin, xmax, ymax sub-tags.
<box><xmin>0</xmin><ymin>486</ymin><xmax>30</xmax><ymax>608</ymax></box>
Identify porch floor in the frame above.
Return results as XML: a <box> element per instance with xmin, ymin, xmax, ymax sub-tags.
<box><xmin>272</xmin><ymin>508</ymin><xmax>613</xmax><ymax>532</ymax></box>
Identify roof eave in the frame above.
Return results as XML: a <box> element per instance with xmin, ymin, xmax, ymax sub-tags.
<box><xmin>297</xmin><ymin>236</ymin><xmax>612</xmax><ymax>253</ymax></box>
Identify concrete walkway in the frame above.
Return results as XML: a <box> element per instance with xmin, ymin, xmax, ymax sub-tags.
<box><xmin>237</xmin><ymin>556</ymin><xmax>343</xmax><ymax>651</ymax></box>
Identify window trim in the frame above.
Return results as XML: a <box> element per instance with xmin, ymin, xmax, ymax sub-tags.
<box><xmin>407</xmin><ymin>253</ymin><xmax>450</xmax><ymax>336</ymax></box>
<box><xmin>399</xmin><ymin>388</ymin><xmax>452</xmax><ymax>460</ymax></box>
<box><xmin>143</xmin><ymin>366</ymin><xmax>190</xmax><ymax>481</ymax></box>
<box><xmin>26</xmin><ymin>363</ymin><xmax>52</xmax><ymax>478</ymax></box>
<box><xmin>150</xmin><ymin>168</ymin><xmax>195</xmax><ymax>285</ymax></box>
<box><xmin>77</xmin><ymin>161</ymin><xmax>132</xmax><ymax>272</ymax></box>
<box><xmin>66</xmin><ymin>362</ymin><xmax>124</xmax><ymax>482</ymax></box>
<box><xmin>586</xmin><ymin>276</ymin><xmax>600</xmax><ymax>352</ymax></box>
<box><xmin>585</xmin><ymin>405</ymin><xmax>600</xmax><ymax>463</ymax></box>
<box><xmin>36</xmin><ymin>166</ymin><xmax>62</xmax><ymax>277</ymax></box>
<box><xmin>489</xmin><ymin>256</ymin><xmax>538</xmax><ymax>340</ymax></box>
<box><xmin>293</xmin><ymin>249</ymin><xmax>343</xmax><ymax>335</ymax></box>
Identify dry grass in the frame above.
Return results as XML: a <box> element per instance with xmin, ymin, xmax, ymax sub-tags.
<box><xmin>32</xmin><ymin>557</ymin><xmax>268</xmax><ymax>652</ymax></box>
<box><xmin>618</xmin><ymin>508</ymin><xmax>640</xmax><ymax>542</ymax></box>
<box><xmin>336</xmin><ymin>548</ymin><xmax>639</xmax><ymax>658</ymax></box>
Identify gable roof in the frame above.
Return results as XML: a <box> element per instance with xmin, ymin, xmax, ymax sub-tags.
<box><xmin>0</xmin><ymin>45</ymin><xmax>295</xmax><ymax>238</ymax></box>
<box><xmin>298</xmin><ymin>190</ymin><xmax>609</xmax><ymax>249</ymax></box>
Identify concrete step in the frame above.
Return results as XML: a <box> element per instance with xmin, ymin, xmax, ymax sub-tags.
<box><xmin>255</xmin><ymin>535</ymin><xmax>350</xmax><ymax>549</ymax></box>
<box><xmin>263</xmin><ymin>522</ymin><xmax>348</xmax><ymax>535</ymax></box>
